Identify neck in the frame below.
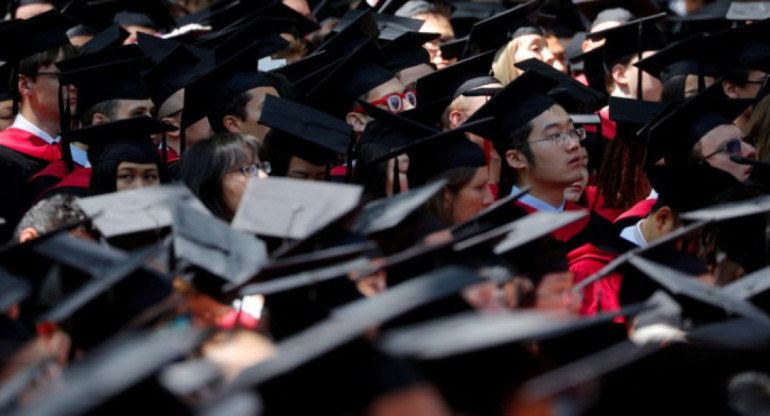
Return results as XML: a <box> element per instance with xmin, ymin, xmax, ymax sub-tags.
<box><xmin>610</xmin><ymin>84</ymin><xmax>633</xmax><ymax>99</ymax></box>
<box><xmin>521</xmin><ymin>179</ymin><xmax>566</xmax><ymax>208</ymax></box>
<box><xmin>20</xmin><ymin>102</ymin><xmax>59</xmax><ymax>139</ymax></box>
<box><xmin>166</xmin><ymin>135</ymin><xmax>181</xmax><ymax>154</ymax></box>
<box><xmin>639</xmin><ymin>216</ymin><xmax>656</xmax><ymax>243</ymax></box>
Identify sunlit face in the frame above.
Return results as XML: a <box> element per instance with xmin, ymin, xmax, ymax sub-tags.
<box><xmin>512</xmin><ymin>34</ymin><xmax>555</xmax><ymax>67</ymax></box>
<box><xmin>115</xmin><ymin>161</ymin><xmax>160</xmax><ymax>192</ymax></box>
<box><xmin>546</xmin><ymin>35</ymin><xmax>568</xmax><ymax>73</ymax></box>
<box><xmin>418</xmin><ymin>13</ymin><xmax>455</xmax><ymax>70</ymax></box>
<box><xmin>114</xmin><ymin>99</ymin><xmax>154</xmax><ymax>120</ymax></box>
<box><xmin>564</xmin><ymin>149</ymin><xmax>589</xmax><ymax>203</ymax></box>
<box><xmin>15</xmin><ymin>2</ymin><xmax>53</xmax><ymax>19</ymax></box>
<box><xmin>698</xmin><ymin>124</ymin><xmax>756</xmax><ymax>182</ymax></box>
<box><xmin>397</xmin><ymin>63</ymin><xmax>435</xmax><ymax>91</ymax></box>
<box><xmin>287</xmin><ymin>156</ymin><xmax>326</xmax><ymax>181</ymax></box>
<box><xmin>222</xmin><ymin>148</ymin><xmax>267</xmax><ymax>219</ymax></box>
<box><xmin>26</xmin><ymin>51</ymin><xmax>74</xmax><ymax>122</ymax></box>
<box><xmin>448</xmin><ymin>167</ymin><xmax>494</xmax><ymax>224</ymax></box>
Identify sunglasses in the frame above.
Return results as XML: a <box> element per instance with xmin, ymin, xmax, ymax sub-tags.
<box><xmin>702</xmin><ymin>137</ymin><xmax>749</xmax><ymax>159</ymax></box>
<box><xmin>352</xmin><ymin>90</ymin><xmax>417</xmax><ymax>114</ymax></box>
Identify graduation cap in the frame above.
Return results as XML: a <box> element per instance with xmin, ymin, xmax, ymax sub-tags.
<box><xmin>0</xmin><ymin>10</ymin><xmax>74</xmax><ymax>62</ymax></box>
<box><xmin>438</xmin><ymin>36</ymin><xmax>467</xmax><ymax>61</ymax></box>
<box><xmin>61</xmin><ymin>0</ymin><xmax>114</xmax><ymax>38</ymax></box>
<box><xmin>464</xmin><ymin>69</ymin><xmax>560</xmax><ymax>141</ymax></box>
<box><xmin>258</xmin><ymin>95</ymin><xmax>353</xmax><ymax>167</ymax></box>
<box><xmin>7</xmin><ymin>328</ymin><xmax>205</xmax><ymax>416</ymax></box>
<box><xmin>573</xmin><ymin>0</ymin><xmax>660</xmax><ymax>23</ymax></box>
<box><xmin>665</xmin><ymin>12</ymin><xmax>732</xmax><ymax>42</ymax></box>
<box><xmin>708</xmin><ymin>17</ymin><xmax>770</xmax><ymax>73</ymax></box>
<box><xmin>626</xmin><ymin>256</ymin><xmax>770</xmax><ymax>327</ymax></box>
<box><xmin>449</xmin><ymin>186</ymin><xmax>530</xmax><ymax>238</ymax></box>
<box><xmin>172</xmin><ymin>202</ymin><xmax>269</xmax><ymax>301</ymax></box>
<box><xmin>463</xmin><ymin>0</ymin><xmax>545</xmax><ymax>58</ymax></box>
<box><xmin>381</xmin><ymin>31</ymin><xmax>437</xmax><ymax>74</ymax></box>
<box><xmin>633</xmin><ymin>33</ymin><xmax>720</xmax><ymax>86</ymax></box>
<box><xmin>272</xmin><ymin>50</ymin><xmax>337</xmax><ymax>84</ymax></box>
<box><xmin>726</xmin><ymin>1</ymin><xmax>770</xmax><ymax>20</ymax></box>
<box><xmin>415</xmin><ymin>48</ymin><xmax>497</xmax><ymax>106</ymax></box>
<box><xmin>353</xmin><ymin>179</ymin><xmax>446</xmax><ymax>235</ymax></box>
<box><xmin>515</xmin><ymin>57</ymin><xmax>605</xmax><ymax>113</ymax></box>
<box><xmin>448</xmin><ymin>1</ymin><xmax>506</xmax><ymax>38</ymax></box>
<box><xmin>608</xmin><ymin>96</ymin><xmax>668</xmax><ymax>138</ymax></box>
<box><xmin>587</xmin><ymin>12</ymin><xmax>667</xmax><ymax>75</ymax></box>
<box><xmin>57</xmin><ymin>45</ymin><xmax>153</xmax><ymax>117</ymax></box>
<box><xmin>231</xmin><ymin>177</ymin><xmax>363</xmax><ymax>240</ymax></box>
<box><xmin>646</xmin><ymin>83</ymin><xmax>754</xmax><ymax>167</ymax></box>
<box><xmin>305</xmin><ymin>38</ymin><xmax>395</xmax><ymax>119</ymax></box>
<box><xmin>379</xmin><ymin>307</ymin><xmax>636</xmax><ymax>360</ymax></box>
<box><xmin>333</xmin><ymin>9</ymin><xmax>425</xmax><ymax>41</ymax></box>
<box><xmin>77</xmin><ymin>182</ymin><xmax>211</xmax><ymax>239</ymax></box>
<box><xmin>79</xmin><ymin>24</ymin><xmax>130</xmax><ymax>55</ymax></box>
<box><xmin>86</xmin><ymin>0</ymin><xmax>177</xmax><ymax>32</ymax></box>
<box><xmin>316</xmin><ymin>9</ymin><xmax>381</xmax><ymax>56</ymax></box>
<box><xmin>143</xmin><ymin>43</ymin><xmax>214</xmax><ymax>114</ymax></box>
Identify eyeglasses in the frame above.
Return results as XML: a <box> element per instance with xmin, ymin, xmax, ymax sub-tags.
<box><xmin>352</xmin><ymin>90</ymin><xmax>417</xmax><ymax>114</ymax></box>
<box><xmin>233</xmin><ymin>162</ymin><xmax>271</xmax><ymax>177</ymax></box>
<box><xmin>702</xmin><ymin>137</ymin><xmax>748</xmax><ymax>159</ymax></box>
<box><xmin>743</xmin><ymin>74</ymin><xmax>770</xmax><ymax>85</ymax></box>
<box><xmin>522</xmin><ymin>127</ymin><xmax>587</xmax><ymax>147</ymax></box>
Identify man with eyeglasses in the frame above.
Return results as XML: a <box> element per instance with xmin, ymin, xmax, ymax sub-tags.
<box><xmin>0</xmin><ymin>11</ymin><xmax>78</xmax><ymax>243</ymax></box>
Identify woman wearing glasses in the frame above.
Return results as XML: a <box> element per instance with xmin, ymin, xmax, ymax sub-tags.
<box><xmin>180</xmin><ymin>133</ymin><xmax>269</xmax><ymax>222</ymax></box>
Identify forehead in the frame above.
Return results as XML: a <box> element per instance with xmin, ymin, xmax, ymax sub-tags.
<box><xmin>367</xmin><ymin>77</ymin><xmax>404</xmax><ymax>101</ymax></box>
<box><xmin>531</xmin><ymin>104</ymin><xmax>570</xmax><ymax>131</ymax></box>
<box><xmin>701</xmin><ymin>123</ymin><xmax>741</xmax><ymax>144</ymax></box>
<box><xmin>517</xmin><ymin>34</ymin><xmax>546</xmax><ymax>46</ymax></box>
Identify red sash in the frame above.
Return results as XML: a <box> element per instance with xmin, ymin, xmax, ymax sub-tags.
<box><xmin>0</xmin><ymin>127</ymin><xmax>61</xmax><ymax>162</ymax></box>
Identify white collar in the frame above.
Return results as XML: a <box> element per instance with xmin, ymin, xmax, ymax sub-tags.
<box><xmin>70</xmin><ymin>144</ymin><xmax>90</xmax><ymax>168</ymax></box>
<box><xmin>620</xmin><ymin>219</ymin><xmax>648</xmax><ymax>248</ymax></box>
<box><xmin>513</xmin><ymin>185</ymin><xmax>565</xmax><ymax>212</ymax></box>
<box><xmin>11</xmin><ymin>114</ymin><xmax>59</xmax><ymax>144</ymax></box>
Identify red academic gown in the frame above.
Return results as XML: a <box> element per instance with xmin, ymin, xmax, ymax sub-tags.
<box><xmin>36</xmin><ymin>167</ymin><xmax>91</xmax><ymax>200</ymax></box>
<box><xmin>613</xmin><ymin>198</ymin><xmax>657</xmax><ymax>229</ymax></box>
<box><xmin>568</xmin><ymin>243</ymin><xmax>624</xmax><ymax>316</ymax></box>
<box><xmin>0</xmin><ymin>127</ymin><xmax>61</xmax><ymax>242</ymax></box>
<box><xmin>584</xmin><ymin>186</ymin><xmax>625</xmax><ymax>222</ymax></box>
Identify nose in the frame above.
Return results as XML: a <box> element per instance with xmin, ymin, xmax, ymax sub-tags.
<box><xmin>482</xmin><ymin>186</ymin><xmax>494</xmax><ymax>207</ymax></box>
<box><xmin>402</xmin><ymin>95</ymin><xmax>416</xmax><ymax>111</ymax></box>
<box><xmin>541</xmin><ymin>47</ymin><xmax>555</xmax><ymax>65</ymax></box>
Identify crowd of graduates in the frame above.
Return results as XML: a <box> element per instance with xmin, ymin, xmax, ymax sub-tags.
<box><xmin>5</xmin><ymin>0</ymin><xmax>770</xmax><ymax>414</ymax></box>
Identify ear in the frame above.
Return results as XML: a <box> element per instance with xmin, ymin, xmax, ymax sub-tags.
<box><xmin>222</xmin><ymin>115</ymin><xmax>242</xmax><ymax>133</ymax></box>
<box><xmin>346</xmin><ymin>112</ymin><xmax>368</xmax><ymax>134</ymax></box>
<box><xmin>91</xmin><ymin>112</ymin><xmax>110</xmax><ymax>125</ymax></box>
<box><xmin>161</xmin><ymin>117</ymin><xmax>181</xmax><ymax>140</ymax></box>
<box><xmin>505</xmin><ymin>148</ymin><xmax>528</xmax><ymax>170</ymax></box>
<box><xmin>722</xmin><ymin>79</ymin><xmax>739</xmax><ymax>99</ymax></box>
<box><xmin>448</xmin><ymin>109</ymin><xmax>466</xmax><ymax>129</ymax></box>
<box><xmin>441</xmin><ymin>185</ymin><xmax>453</xmax><ymax>211</ymax></box>
<box><xmin>18</xmin><ymin>227</ymin><xmax>38</xmax><ymax>243</ymax></box>
<box><xmin>611</xmin><ymin>63</ymin><xmax>629</xmax><ymax>88</ymax></box>
<box><xmin>653</xmin><ymin>206</ymin><xmax>674</xmax><ymax>233</ymax></box>
<box><xmin>17</xmin><ymin>74</ymin><xmax>32</xmax><ymax>97</ymax></box>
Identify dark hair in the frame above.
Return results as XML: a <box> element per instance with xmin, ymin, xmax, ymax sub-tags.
<box><xmin>595</xmin><ymin>136</ymin><xmax>649</xmax><ymax>210</ymax></box>
<box><xmin>263</xmin><ymin>72</ymin><xmax>299</xmax><ymax>103</ymax></box>
<box><xmin>15</xmin><ymin>44</ymin><xmax>78</xmax><ymax>102</ymax></box>
<box><xmin>723</xmin><ymin>69</ymin><xmax>752</xmax><ymax>87</ymax></box>
<box><xmin>605</xmin><ymin>54</ymin><xmax>635</xmax><ymax>91</ymax></box>
<box><xmin>660</xmin><ymin>74</ymin><xmax>688</xmax><ymax>103</ymax></box>
<box><xmin>88</xmin><ymin>156</ymin><xmax>167</xmax><ymax>195</ymax></box>
<box><xmin>494</xmin><ymin>121</ymin><xmax>534</xmax><ymax>198</ymax></box>
<box><xmin>355</xmin><ymin>141</ymin><xmax>392</xmax><ymax>202</ymax></box>
<box><xmin>179</xmin><ymin>133</ymin><xmax>260</xmax><ymax>221</ymax></box>
<box><xmin>80</xmin><ymin>99</ymin><xmax>119</xmax><ymax>127</ymax></box>
<box><xmin>13</xmin><ymin>194</ymin><xmax>86</xmax><ymax>240</ymax></box>
<box><xmin>209</xmin><ymin>90</ymin><xmax>251</xmax><ymax>134</ymax></box>
<box><xmin>261</xmin><ymin>130</ymin><xmax>291</xmax><ymax>177</ymax></box>
<box><xmin>423</xmin><ymin>166</ymin><xmax>478</xmax><ymax>226</ymax></box>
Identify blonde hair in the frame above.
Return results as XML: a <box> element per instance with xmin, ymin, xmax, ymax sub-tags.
<box><xmin>491</xmin><ymin>38</ymin><xmax>525</xmax><ymax>86</ymax></box>
<box><xmin>748</xmin><ymin>94</ymin><xmax>770</xmax><ymax>161</ymax></box>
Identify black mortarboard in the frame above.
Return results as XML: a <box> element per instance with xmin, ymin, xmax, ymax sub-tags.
<box><xmin>258</xmin><ymin>95</ymin><xmax>353</xmax><ymax>166</ymax></box>
<box><xmin>181</xmin><ymin>39</ymin><xmax>278</xmax><ymax>131</ymax></box>
<box><xmin>449</xmin><ymin>186</ymin><xmax>530</xmax><ymax>238</ymax></box>
<box><xmin>727</xmin><ymin>1</ymin><xmax>770</xmax><ymax>20</ymax></box>
<box><xmin>415</xmin><ymin>49</ymin><xmax>497</xmax><ymax>105</ymax></box>
<box><xmin>438</xmin><ymin>36</ymin><xmax>467</xmax><ymax>61</ymax></box>
<box><xmin>61</xmin><ymin>116</ymin><xmax>173</xmax><ymax>166</ymax></box>
<box><xmin>541</xmin><ymin>0</ymin><xmax>589</xmax><ymax>37</ymax></box>
<box><xmin>316</xmin><ymin>9</ymin><xmax>381</xmax><ymax>56</ymax></box>
<box><xmin>381</xmin><ymin>31</ymin><xmax>437</xmax><ymax>73</ymax></box>
<box><xmin>665</xmin><ymin>13</ymin><xmax>732</xmax><ymax>42</ymax></box>
<box><xmin>608</xmin><ymin>96</ymin><xmax>668</xmax><ymax>138</ymax></box>
<box><xmin>77</xmin><ymin>182</ymin><xmax>210</xmax><ymax>239</ymax></box>
<box><xmin>8</xmin><ymin>328</ymin><xmax>204</xmax><ymax>416</ymax></box>
<box><xmin>172</xmin><ymin>202</ymin><xmax>268</xmax><ymax>301</ymax></box>
<box><xmin>708</xmin><ymin>17</ymin><xmax>770</xmax><ymax>73</ymax></box>
<box><xmin>569</xmin><ymin>45</ymin><xmax>609</xmax><ymax>97</ymax></box>
<box><xmin>61</xmin><ymin>0</ymin><xmax>114</xmax><ymax>37</ymax></box>
<box><xmin>305</xmin><ymin>39</ymin><xmax>395</xmax><ymax>119</ymax></box>
<box><xmin>231</xmin><ymin>177</ymin><xmax>363</xmax><ymax>240</ymax></box>
<box><xmin>646</xmin><ymin>84</ymin><xmax>754</xmax><ymax>167</ymax></box>
<box><xmin>633</xmin><ymin>33</ymin><xmax>720</xmax><ymax>85</ymax></box>
<box><xmin>214</xmin><ymin>1</ymin><xmax>319</xmax><ymax>41</ymax></box>
<box><xmin>272</xmin><ymin>50</ymin><xmax>337</xmax><ymax>84</ymax></box>
<box><xmin>143</xmin><ymin>44</ymin><xmax>213</xmax><ymax>112</ymax></box>
<box><xmin>57</xmin><ymin>45</ymin><xmax>152</xmax><ymax>115</ymax></box>
<box><xmin>86</xmin><ymin>0</ymin><xmax>177</xmax><ymax>32</ymax></box>
<box><xmin>680</xmin><ymin>193</ymin><xmax>770</xmax><ymax>223</ymax></box>
<box><xmin>464</xmin><ymin>69</ymin><xmax>560</xmax><ymax>141</ymax></box>
<box><xmin>587</xmin><ymin>12</ymin><xmax>667</xmax><ymax>69</ymax></box>
<box><xmin>627</xmin><ymin>256</ymin><xmax>770</xmax><ymax>326</ymax></box>
<box><xmin>515</xmin><ymin>57</ymin><xmax>605</xmax><ymax>113</ymax></box>
<box><xmin>358</xmin><ymin>99</ymin><xmax>439</xmax><ymax>137</ymax></box>
<box><xmin>0</xmin><ymin>10</ymin><xmax>74</xmax><ymax>62</ymax></box>
<box><xmin>79</xmin><ymin>24</ymin><xmax>130</xmax><ymax>55</ymax></box>
<box><xmin>448</xmin><ymin>1</ymin><xmax>506</xmax><ymax>38</ymax></box>
<box><xmin>724</xmin><ymin>262</ymin><xmax>770</xmax><ymax>306</ymax></box>
<box><xmin>0</xmin><ymin>266</ymin><xmax>30</xmax><ymax>311</ymax></box>
<box><xmin>353</xmin><ymin>179</ymin><xmax>446</xmax><ymax>235</ymax></box>
<box><xmin>463</xmin><ymin>0</ymin><xmax>545</xmax><ymax>58</ymax></box>
<box><xmin>379</xmin><ymin>307</ymin><xmax>634</xmax><ymax>360</ymax></box>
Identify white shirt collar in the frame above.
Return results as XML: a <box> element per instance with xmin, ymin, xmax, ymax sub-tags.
<box><xmin>512</xmin><ymin>185</ymin><xmax>565</xmax><ymax>213</ymax></box>
<box><xmin>10</xmin><ymin>114</ymin><xmax>60</xmax><ymax>144</ymax></box>
<box><xmin>70</xmin><ymin>143</ymin><xmax>90</xmax><ymax>168</ymax></box>
<box><xmin>647</xmin><ymin>188</ymin><xmax>658</xmax><ymax>200</ymax></box>
<box><xmin>620</xmin><ymin>219</ymin><xmax>648</xmax><ymax>248</ymax></box>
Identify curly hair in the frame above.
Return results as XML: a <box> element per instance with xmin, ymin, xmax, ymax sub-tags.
<box><xmin>595</xmin><ymin>136</ymin><xmax>649</xmax><ymax>210</ymax></box>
